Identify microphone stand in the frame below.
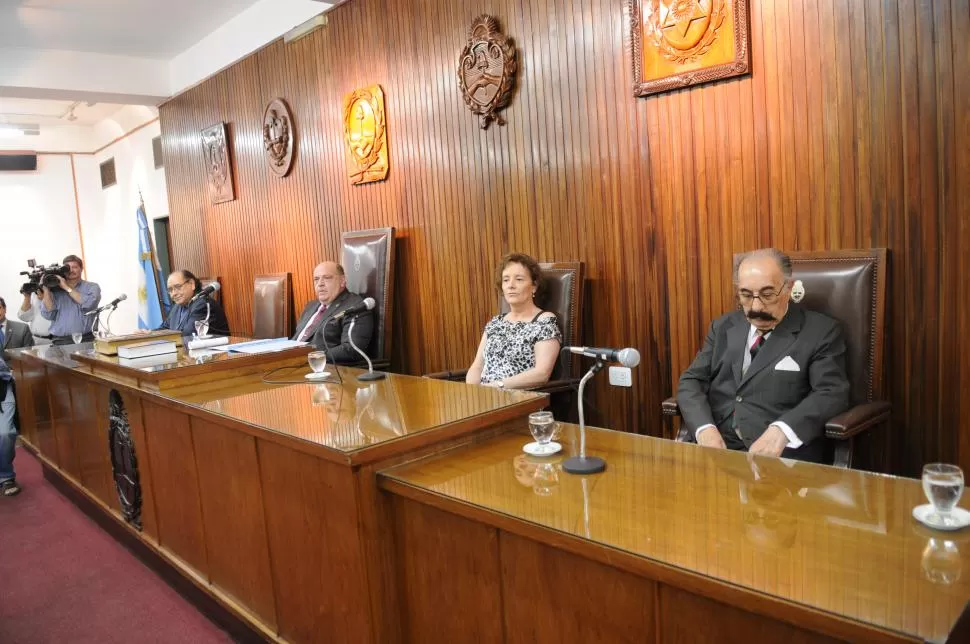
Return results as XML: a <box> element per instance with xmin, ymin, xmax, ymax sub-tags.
<box><xmin>563</xmin><ymin>360</ymin><xmax>607</xmax><ymax>475</ymax></box>
<box><xmin>348</xmin><ymin>315</ymin><xmax>385</xmax><ymax>381</ymax></box>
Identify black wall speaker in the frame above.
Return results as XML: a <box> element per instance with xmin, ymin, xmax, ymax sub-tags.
<box><xmin>0</xmin><ymin>153</ymin><xmax>38</xmax><ymax>172</ymax></box>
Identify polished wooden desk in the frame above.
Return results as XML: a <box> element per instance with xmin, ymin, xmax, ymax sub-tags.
<box><xmin>380</xmin><ymin>425</ymin><xmax>970</xmax><ymax>643</ymax></box>
<box><xmin>7</xmin><ymin>345</ymin><xmax>547</xmax><ymax>643</ymax></box>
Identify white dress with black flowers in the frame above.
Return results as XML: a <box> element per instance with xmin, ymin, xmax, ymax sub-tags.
<box><xmin>479</xmin><ymin>312</ymin><xmax>562</xmax><ymax>384</ymax></box>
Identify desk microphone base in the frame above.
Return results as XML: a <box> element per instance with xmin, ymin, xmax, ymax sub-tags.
<box><xmin>357</xmin><ymin>371</ymin><xmax>386</xmax><ymax>381</ymax></box>
<box><xmin>563</xmin><ymin>456</ymin><xmax>606</xmax><ymax>475</ymax></box>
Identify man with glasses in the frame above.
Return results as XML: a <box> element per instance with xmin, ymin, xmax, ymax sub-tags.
<box><xmin>292</xmin><ymin>261</ymin><xmax>373</xmax><ymax>364</ymax></box>
<box><xmin>158</xmin><ymin>270</ymin><xmax>230</xmax><ymax>337</ymax></box>
<box><xmin>676</xmin><ymin>248</ymin><xmax>849</xmax><ymax>462</ymax></box>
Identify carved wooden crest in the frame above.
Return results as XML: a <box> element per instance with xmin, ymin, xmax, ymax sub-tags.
<box><xmin>457</xmin><ymin>15</ymin><xmax>517</xmax><ymax>129</ymax></box>
<box><xmin>630</xmin><ymin>0</ymin><xmax>750</xmax><ymax>96</ymax></box>
<box><xmin>200</xmin><ymin>122</ymin><xmax>234</xmax><ymax>204</ymax></box>
<box><xmin>344</xmin><ymin>85</ymin><xmax>389</xmax><ymax>185</ymax></box>
<box><xmin>262</xmin><ymin>98</ymin><xmax>295</xmax><ymax>177</ymax></box>
<box><xmin>108</xmin><ymin>390</ymin><xmax>142</xmax><ymax>530</ymax></box>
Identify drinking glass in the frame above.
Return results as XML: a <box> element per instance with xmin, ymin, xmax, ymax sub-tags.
<box><xmin>194</xmin><ymin>320</ymin><xmax>209</xmax><ymax>337</ymax></box>
<box><xmin>922</xmin><ymin>463</ymin><xmax>964</xmax><ymax>526</ymax></box>
<box><xmin>308</xmin><ymin>351</ymin><xmax>328</xmax><ymax>374</ymax></box>
<box><xmin>71</xmin><ymin>332</ymin><xmax>83</xmax><ymax>345</ymax></box>
<box><xmin>532</xmin><ymin>463</ymin><xmax>560</xmax><ymax>496</ymax></box>
<box><xmin>529</xmin><ymin>411</ymin><xmax>558</xmax><ymax>446</ymax></box>
<box><xmin>922</xmin><ymin>538</ymin><xmax>962</xmax><ymax>584</ymax></box>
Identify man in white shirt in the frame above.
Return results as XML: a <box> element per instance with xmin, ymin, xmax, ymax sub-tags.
<box><xmin>676</xmin><ymin>248</ymin><xmax>850</xmax><ymax>463</ymax></box>
<box><xmin>17</xmin><ymin>292</ymin><xmax>52</xmax><ymax>345</ymax></box>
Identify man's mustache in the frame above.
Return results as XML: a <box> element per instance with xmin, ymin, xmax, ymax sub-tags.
<box><xmin>746</xmin><ymin>309</ymin><xmax>777</xmax><ymax>322</ymax></box>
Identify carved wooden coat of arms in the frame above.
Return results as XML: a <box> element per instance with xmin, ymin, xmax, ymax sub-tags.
<box><xmin>457</xmin><ymin>15</ymin><xmax>517</xmax><ymax>129</ymax></box>
<box><xmin>630</xmin><ymin>0</ymin><xmax>750</xmax><ymax>96</ymax></box>
<box><xmin>344</xmin><ymin>85</ymin><xmax>389</xmax><ymax>185</ymax></box>
<box><xmin>200</xmin><ymin>122</ymin><xmax>235</xmax><ymax>204</ymax></box>
<box><xmin>262</xmin><ymin>98</ymin><xmax>295</xmax><ymax>177</ymax></box>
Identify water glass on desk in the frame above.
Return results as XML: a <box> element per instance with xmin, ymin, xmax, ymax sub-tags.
<box><xmin>71</xmin><ymin>332</ymin><xmax>83</xmax><ymax>345</ymax></box>
<box><xmin>308</xmin><ymin>351</ymin><xmax>328</xmax><ymax>374</ymax></box>
<box><xmin>923</xmin><ymin>463</ymin><xmax>964</xmax><ymax>526</ymax></box>
<box><xmin>194</xmin><ymin>320</ymin><xmax>209</xmax><ymax>338</ymax></box>
<box><xmin>529</xmin><ymin>411</ymin><xmax>559</xmax><ymax>446</ymax></box>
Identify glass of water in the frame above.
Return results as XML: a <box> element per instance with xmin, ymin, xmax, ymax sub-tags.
<box><xmin>71</xmin><ymin>332</ymin><xmax>83</xmax><ymax>345</ymax></box>
<box><xmin>922</xmin><ymin>463</ymin><xmax>964</xmax><ymax>526</ymax></box>
<box><xmin>308</xmin><ymin>351</ymin><xmax>328</xmax><ymax>375</ymax></box>
<box><xmin>194</xmin><ymin>320</ymin><xmax>209</xmax><ymax>338</ymax></box>
<box><xmin>529</xmin><ymin>411</ymin><xmax>558</xmax><ymax>446</ymax></box>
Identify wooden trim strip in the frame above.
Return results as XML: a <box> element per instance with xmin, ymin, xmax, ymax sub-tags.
<box><xmin>69</xmin><ymin>154</ymin><xmax>89</xmax><ymax>276</ymax></box>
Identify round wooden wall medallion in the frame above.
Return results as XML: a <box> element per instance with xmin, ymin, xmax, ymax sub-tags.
<box><xmin>263</xmin><ymin>98</ymin><xmax>295</xmax><ymax>177</ymax></box>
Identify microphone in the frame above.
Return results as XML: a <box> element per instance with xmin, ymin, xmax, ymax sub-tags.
<box><xmin>189</xmin><ymin>282</ymin><xmax>221</xmax><ymax>304</ymax></box>
<box><xmin>331</xmin><ymin>297</ymin><xmax>376</xmax><ymax>321</ymax></box>
<box><xmin>567</xmin><ymin>346</ymin><xmax>641</xmax><ymax>367</ymax></box>
<box><xmin>84</xmin><ymin>293</ymin><xmax>127</xmax><ymax>316</ymax></box>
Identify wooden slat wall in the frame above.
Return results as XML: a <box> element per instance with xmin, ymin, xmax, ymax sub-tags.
<box><xmin>160</xmin><ymin>0</ymin><xmax>970</xmax><ymax>476</ymax></box>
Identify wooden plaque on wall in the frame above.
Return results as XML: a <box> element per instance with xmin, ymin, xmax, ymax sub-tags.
<box><xmin>344</xmin><ymin>85</ymin><xmax>389</xmax><ymax>185</ymax></box>
<box><xmin>262</xmin><ymin>98</ymin><xmax>295</xmax><ymax>177</ymax></box>
<box><xmin>457</xmin><ymin>15</ymin><xmax>516</xmax><ymax>129</ymax></box>
<box><xmin>200</xmin><ymin>122</ymin><xmax>235</xmax><ymax>204</ymax></box>
<box><xmin>629</xmin><ymin>0</ymin><xmax>750</xmax><ymax>97</ymax></box>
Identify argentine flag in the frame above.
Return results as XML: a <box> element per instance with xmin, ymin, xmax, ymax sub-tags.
<box><xmin>136</xmin><ymin>204</ymin><xmax>170</xmax><ymax>329</ymax></box>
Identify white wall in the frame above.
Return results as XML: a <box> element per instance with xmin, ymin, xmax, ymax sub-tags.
<box><xmin>0</xmin><ymin>155</ymin><xmax>84</xmax><ymax>313</ymax></box>
<box><xmin>75</xmin><ymin>120</ymin><xmax>168</xmax><ymax>335</ymax></box>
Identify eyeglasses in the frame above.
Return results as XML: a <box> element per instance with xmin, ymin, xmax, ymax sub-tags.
<box><xmin>737</xmin><ymin>282</ymin><xmax>787</xmax><ymax>305</ymax></box>
<box><xmin>167</xmin><ymin>280</ymin><xmax>190</xmax><ymax>294</ymax></box>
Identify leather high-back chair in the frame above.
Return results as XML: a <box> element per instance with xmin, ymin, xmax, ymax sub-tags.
<box><xmin>198</xmin><ymin>277</ymin><xmax>221</xmax><ymax>305</ymax></box>
<box><xmin>664</xmin><ymin>248</ymin><xmax>890</xmax><ymax>469</ymax></box>
<box><xmin>252</xmin><ymin>273</ymin><xmax>293</xmax><ymax>339</ymax></box>
<box><xmin>341</xmin><ymin>227</ymin><xmax>396</xmax><ymax>367</ymax></box>
<box><xmin>499</xmin><ymin>261</ymin><xmax>585</xmax><ymax>380</ymax></box>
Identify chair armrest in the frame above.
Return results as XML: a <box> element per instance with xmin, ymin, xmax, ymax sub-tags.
<box><xmin>662</xmin><ymin>396</ymin><xmax>680</xmax><ymax>416</ymax></box>
<box><xmin>824</xmin><ymin>401</ymin><xmax>891</xmax><ymax>441</ymax></box>
<box><xmin>424</xmin><ymin>369</ymin><xmax>469</xmax><ymax>382</ymax></box>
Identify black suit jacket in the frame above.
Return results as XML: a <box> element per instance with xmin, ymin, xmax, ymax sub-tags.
<box><xmin>2</xmin><ymin>319</ymin><xmax>33</xmax><ymax>350</ymax></box>
<box><xmin>291</xmin><ymin>289</ymin><xmax>374</xmax><ymax>365</ymax></box>
<box><xmin>159</xmin><ymin>296</ymin><xmax>231</xmax><ymax>338</ymax></box>
<box><xmin>677</xmin><ymin>305</ymin><xmax>850</xmax><ymax>450</ymax></box>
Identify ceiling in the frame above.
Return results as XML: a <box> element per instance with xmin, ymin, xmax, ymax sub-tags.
<box><xmin>0</xmin><ymin>97</ymin><xmax>125</xmax><ymax>126</ymax></box>
<box><xmin>0</xmin><ymin>0</ymin><xmax>264</xmax><ymax>58</ymax></box>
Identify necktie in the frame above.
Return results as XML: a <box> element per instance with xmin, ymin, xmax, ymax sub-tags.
<box><xmin>749</xmin><ymin>332</ymin><xmax>766</xmax><ymax>361</ymax></box>
<box><xmin>0</xmin><ymin>326</ymin><xmax>5</xmax><ymax>348</ymax></box>
<box><xmin>297</xmin><ymin>305</ymin><xmax>326</xmax><ymax>342</ymax></box>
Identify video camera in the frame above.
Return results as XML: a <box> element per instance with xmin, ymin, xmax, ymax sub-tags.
<box><xmin>19</xmin><ymin>259</ymin><xmax>70</xmax><ymax>296</ymax></box>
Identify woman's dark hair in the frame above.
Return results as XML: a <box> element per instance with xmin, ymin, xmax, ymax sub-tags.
<box><xmin>494</xmin><ymin>253</ymin><xmax>547</xmax><ymax>304</ymax></box>
<box><xmin>175</xmin><ymin>269</ymin><xmax>202</xmax><ymax>294</ymax></box>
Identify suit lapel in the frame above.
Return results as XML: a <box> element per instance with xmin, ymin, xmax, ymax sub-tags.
<box><xmin>728</xmin><ymin>315</ymin><xmax>748</xmax><ymax>385</ymax></box>
<box><xmin>739</xmin><ymin>305</ymin><xmax>804</xmax><ymax>387</ymax></box>
<box><xmin>311</xmin><ymin>291</ymin><xmax>349</xmax><ymax>339</ymax></box>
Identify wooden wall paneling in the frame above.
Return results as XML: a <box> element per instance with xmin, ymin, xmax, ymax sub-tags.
<box><xmin>500</xmin><ymin>531</ymin><xmax>657</xmax><ymax>644</ymax></box>
<box><xmin>391</xmin><ymin>496</ymin><xmax>504</xmax><ymax>643</ymax></box>
<box><xmin>160</xmin><ymin>0</ymin><xmax>970</xmax><ymax>475</ymax></box>
<box><xmin>256</xmin><ymin>439</ymin><xmax>371</xmax><ymax>643</ymax></box>
<box><xmin>658</xmin><ymin>586</ymin><xmax>845</xmax><ymax>644</ymax></box>
<box><xmin>189</xmin><ymin>417</ymin><xmax>277</xmax><ymax>630</ymax></box>
<box><xmin>140</xmin><ymin>400</ymin><xmax>209</xmax><ymax>576</ymax></box>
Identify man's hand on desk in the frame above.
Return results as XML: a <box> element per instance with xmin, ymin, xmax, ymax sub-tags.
<box><xmin>696</xmin><ymin>427</ymin><xmax>726</xmax><ymax>449</ymax></box>
<box><xmin>748</xmin><ymin>425</ymin><xmax>788</xmax><ymax>457</ymax></box>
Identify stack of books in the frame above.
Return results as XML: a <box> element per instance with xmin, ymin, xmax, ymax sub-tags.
<box><xmin>117</xmin><ymin>339</ymin><xmax>178</xmax><ymax>360</ymax></box>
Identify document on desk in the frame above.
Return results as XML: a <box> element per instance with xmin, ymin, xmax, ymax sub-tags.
<box><xmin>225</xmin><ymin>338</ymin><xmax>309</xmax><ymax>354</ymax></box>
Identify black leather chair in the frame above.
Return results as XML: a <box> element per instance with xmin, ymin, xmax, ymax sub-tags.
<box><xmin>341</xmin><ymin>227</ymin><xmax>396</xmax><ymax>369</ymax></box>
<box><xmin>252</xmin><ymin>273</ymin><xmax>293</xmax><ymax>339</ymax></box>
<box><xmin>426</xmin><ymin>261</ymin><xmax>586</xmax><ymax>415</ymax></box>
<box><xmin>663</xmin><ymin>249</ymin><xmax>890</xmax><ymax>469</ymax></box>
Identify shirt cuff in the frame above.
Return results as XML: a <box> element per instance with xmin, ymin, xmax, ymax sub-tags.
<box><xmin>695</xmin><ymin>424</ymin><xmax>717</xmax><ymax>440</ymax></box>
<box><xmin>771</xmin><ymin>421</ymin><xmax>803</xmax><ymax>449</ymax></box>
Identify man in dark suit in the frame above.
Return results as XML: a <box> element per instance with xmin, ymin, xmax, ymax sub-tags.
<box><xmin>677</xmin><ymin>248</ymin><xmax>850</xmax><ymax>462</ymax></box>
<box><xmin>292</xmin><ymin>261</ymin><xmax>374</xmax><ymax>364</ymax></box>
<box><xmin>0</xmin><ymin>297</ymin><xmax>34</xmax><ymax>351</ymax></box>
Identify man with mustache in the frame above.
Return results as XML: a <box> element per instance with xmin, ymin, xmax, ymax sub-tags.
<box><xmin>676</xmin><ymin>249</ymin><xmax>850</xmax><ymax>462</ymax></box>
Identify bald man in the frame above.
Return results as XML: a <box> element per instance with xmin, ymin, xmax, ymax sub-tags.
<box><xmin>676</xmin><ymin>248</ymin><xmax>850</xmax><ymax>463</ymax></box>
<box><xmin>292</xmin><ymin>261</ymin><xmax>374</xmax><ymax>364</ymax></box>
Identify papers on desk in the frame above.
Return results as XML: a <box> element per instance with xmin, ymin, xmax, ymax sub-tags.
<box><xmin>222</xmin><ymin>338</ymin><xmax>309</xmax><ymax>354</ymax></box>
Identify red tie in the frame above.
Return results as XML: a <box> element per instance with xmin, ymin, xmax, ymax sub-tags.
<box><xmin>297</xmin><ymin>305</ymin><xmax>326</xmax><ymax>342</ymax></box>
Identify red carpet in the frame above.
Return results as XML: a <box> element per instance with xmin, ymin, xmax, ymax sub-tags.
<box><xmin>0</xmin><ymin>446</ymin><xmax>235</xmax><ymax>644</ymax></box>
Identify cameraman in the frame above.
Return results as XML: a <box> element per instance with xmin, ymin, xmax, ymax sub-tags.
<box><xmin>39</xmin><ymin>254</ymin><xmax>101</xmax><ymax>345</ymax></box>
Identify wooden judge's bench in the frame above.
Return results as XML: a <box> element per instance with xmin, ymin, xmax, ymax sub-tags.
<box><xmin>5</xmin><ymin>343</ymin><xmax>970</xmax><ymax>643</ymax></box>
